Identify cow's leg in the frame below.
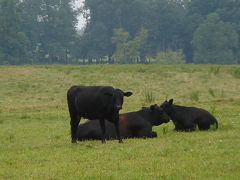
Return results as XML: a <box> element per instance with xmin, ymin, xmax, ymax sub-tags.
<box><xmin>70</xmin><ymin>114</ymin><xmax>81</xmax><ymax>143</ymax></box>
<box><xmin>174</xmin><ymin>122</ymin><xmax>184</xmax><ymax>131</ymax></box>
<box><xmin>183</xmin><ymin>122</ymin><xmax>196</xmax><ymax>132</ymax></box>
<box><xmin>67</xmin><ymin>94</ymin><xmax>80</xmax><ymax>143</ymax></box>
<box><xmin>137</xmin><ymin>127</ymin><xmax>156</xmax><ymax>138</ymax></box>
<box><xmin>197</xmin><ymin>118</ymin><xmax>211</xmax><ymax>130</ymax></box>
<box><xmin>99</xmin><ymin>119</ymin><xmax>106</xmax><ymax>144</ymax></box>
<box><xmin>113</xmin><ymin>114</ymin><xmax>123</xmax><ymax>143</ymax></box>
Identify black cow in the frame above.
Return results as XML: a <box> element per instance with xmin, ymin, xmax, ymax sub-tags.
<box><xmin>160</xmin><ymin>99</ymin><xmax>218</xmax><ymax>131</ymax></box>
<box><xmin>77</xmin><ymin>104</ymin><xmax>170</xmax><ymax>140</ymax></box>
<box><xmin>67</xmin><ymin>85</ymin><xmax>132</xmax><ymax>143</ymax></box>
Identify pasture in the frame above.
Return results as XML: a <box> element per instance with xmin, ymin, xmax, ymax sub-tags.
<box><xmin>0</xmin><ymin>64</ymin><xmax>240</xmax><ymax>179</ymax></box>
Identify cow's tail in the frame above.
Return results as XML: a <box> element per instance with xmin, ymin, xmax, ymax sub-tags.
<box><xmin>215</xmin><ymin>119</ymin><xmax>218</xmax><ymax>129</ymax></box>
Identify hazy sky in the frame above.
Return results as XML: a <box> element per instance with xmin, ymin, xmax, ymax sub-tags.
<box><xmin>75</xmin><ymin>0</ymin><xmax>86</xmax><ymax>29</ymax></box>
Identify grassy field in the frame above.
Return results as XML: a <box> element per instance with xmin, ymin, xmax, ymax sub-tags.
<box><xmin>0</xmin><ymin>64</ymin><xmax>240</xmax><ymax>180</ymax></box>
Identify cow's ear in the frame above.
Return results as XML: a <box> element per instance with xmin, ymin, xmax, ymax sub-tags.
<box><xmin>104</xmin><ymin>92</ymin><xmax>113</xmax><ymax>96</ymax></box>
<box><xmin>168</xmin><ymin>99</ymin><xmax>173</xmax><ymax>105</ymax></box>
<box><xmin>124</xmin><ymin>92</ymin><xmax>132</xmax><ymax>97</ymax></box>
<box><xmin>150</xmin><ymin>104</ymin><xmax>157</xmax><ymax>111</ymax></box>
<box><xmin>150</xmin><ymin>105</ymin><xmax>155</xmax><ymax>111</ymax></box>
<box><xmin>160</xmin><ymin>100</ymin><xmax>167</xmax><ymax>107</ymax></box>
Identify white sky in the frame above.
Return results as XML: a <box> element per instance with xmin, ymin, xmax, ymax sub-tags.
<box><xmin>75</xmin><ymin>0</ymin><xmax>86</xmax><ymax>29</ymax></box>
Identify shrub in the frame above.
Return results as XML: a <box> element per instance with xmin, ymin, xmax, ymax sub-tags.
<box><xmin>208</xmin><ymin>88</ymin><xmax>215</xmax><ymax>97</ymax></box>
<box><xmin>154</xmin><ymin>49</ymin><xmax>185</xmax><ymax>64</ymax></box>
<box><xmin>144</xmin><ymin>91</ymin><xmax>155</xmax><ymax>103</ymax></box>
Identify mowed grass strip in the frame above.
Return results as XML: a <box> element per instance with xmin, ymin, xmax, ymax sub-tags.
<box><xmin>0</xmin><ymin>65</ymin><xmax>240</xmax><ymax>180</ymax></box>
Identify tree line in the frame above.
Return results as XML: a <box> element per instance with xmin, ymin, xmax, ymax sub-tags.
<box><xmin>0</xmin><ymin>0</ymin><xmax>240</xmax><ymax>65</ymax></box>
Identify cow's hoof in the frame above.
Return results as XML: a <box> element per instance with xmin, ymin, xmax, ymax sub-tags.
<box><xmin>101</xmin><ymin>140</ymin><xmax>106</xmax><ymax>144</ymax></box>
<box><xmin>72</xmin><ymin>139</ymin><xmax>77</xmax><ymax>143</ymax></box>
<box><xmin>119</xmin><ymin>140</ymin><xmax>123</xmax><ymax>143</ymax></box>
<box><xmin>151</xmin><ymin>131</ymin><xmax>157</xmax><ymax>138</ymax></box>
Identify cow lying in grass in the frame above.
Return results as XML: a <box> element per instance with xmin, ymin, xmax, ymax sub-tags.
<box><xmin>77</xmin><ymin>104</ymin><xmax>170</xmax><ymax>140</ymax></box>
<box><xmin>67</xmin><ymin>85</ymin><xmax>132</xmax><ymax>143</ymax></box>
<box><xmin>160</xmin><ymin>99</ymin><xmax>218</xmax><ymax>131</ymax></box>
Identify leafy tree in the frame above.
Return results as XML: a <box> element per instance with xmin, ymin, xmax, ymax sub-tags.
<box><xmin>144</xmin><ymin>0</ymin><xmax>186</xmax><ymax>55</ymax></box>
<box><xmin>192</xmin><ymin>13</ymin><xmax>239</xmax><ymax>64</ymax></box>
<box><xmin>19</xmin><ymin>0</ymin><xmax>78</xmax><ymax>64</ymax></box>
<box><xmin>114</xmin><ymin>0</ymin><xmax>148</xmax><ymax>36</ymax></box>
<box><xmin>18</xmin><ymin>0</ymin><xmax>42</xmax><ymax>63</ymax></box>
<box><xmin>216</xmin><ymin>1</ymin><xmax>240</xmax><ymax>63</ymax></box>
<box><xmin>133</xmin><ymin>28</ymin><xmax>148</xmax><ymax>63</ymax></box>
<box><xmin>82</xmin><ymin>0</ymin><xmax>150</xmax><ymax>61</ymax></box>
<box><xmin>82</xmin><ymin>0</ymin><xmax>117</xmax><ymax>60</ymax></box>
<box><xmin>112</xmin><ymin>28</ymin><xmax>148</xmax><ymax>64</ymax></box>
<box><xmin>188</xmin><ymin>0</ymin><xmax>227</xmax><ymax>16</ymax></box>
<box><xmin>182</xmin><ymin>13</ymin><xmax>204</xmax><ymax>62</ymax></box>
<box><xmin>0</xmin><ymin>0</ymin><xmax>30</xmax><ymax>64</ymax></box>
<box><xmin>111</xmin><ymin>28</ymin><xmax>130</xmax><ymax>64</ymax></box>
<box><xmin>183</xmin><ymin>0</ymin><xmax>234</xmax><ymax>63</ymax></box>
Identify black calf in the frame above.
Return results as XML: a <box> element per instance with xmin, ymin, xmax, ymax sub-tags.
<box><xmin>160</xmin><ymin>99</ymin><xmax>218</xmax><ymax>131</ymax></box>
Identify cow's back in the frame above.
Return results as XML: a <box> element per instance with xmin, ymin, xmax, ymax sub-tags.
<box><xmin>172</xmin><ymin>105</ymin><xmax>218</xmax><ymax>130</ymax></box>
<box><xmin>68</xmin><ymin>85</ymin><xmax>115</xmax><ymax>119</ymax></box>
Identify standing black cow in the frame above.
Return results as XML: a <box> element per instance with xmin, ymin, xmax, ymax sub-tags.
<box><xmin>67</xmin><ymin>85</ymin><xmax>132</xmax><ymax>143</ymax></box>
<box><xmin>77</xmin><ymin>104</ymin><xmax>170</xmax><ymax>140</ymax></box>
<box><xmin>160</xmin><ymin>99</ymin><xmax>218</xmax><ymax>131</ymax></box>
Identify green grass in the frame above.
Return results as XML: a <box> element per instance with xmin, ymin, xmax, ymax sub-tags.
<box><xmin>0</xmin><ymin>64</ymin><xmax>240</xmax><ymax>179</ymax></box>
<box><xmin>232</xmin><ymin>67</ymin><xmax>240</xmax><ymax>79</ymax></box>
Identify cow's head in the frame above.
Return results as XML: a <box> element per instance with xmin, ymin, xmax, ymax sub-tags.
<box><xmin>160</xmin><ymin>99</ymin><xmax>174</xmax><ymax>115</ymax></box>
<box><xmin>150</xmin><ymin>104</ymin><xmax>170</xmax><ymax>125</ymax></box>
<box><xmin>104</xmin><ymin>89</ymin><xmax>132</xmax><ymax>111</ymax></box>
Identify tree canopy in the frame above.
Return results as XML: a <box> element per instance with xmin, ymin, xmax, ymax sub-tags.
<box><xmin>0</xmin><ymin>0</ymin><xmax>240</xmax><ymax>64</ymax></box>
<box><xmin>192</xmin><ymin>13</ymin><xmax>238</xmax><ymax>64</ymax></box>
